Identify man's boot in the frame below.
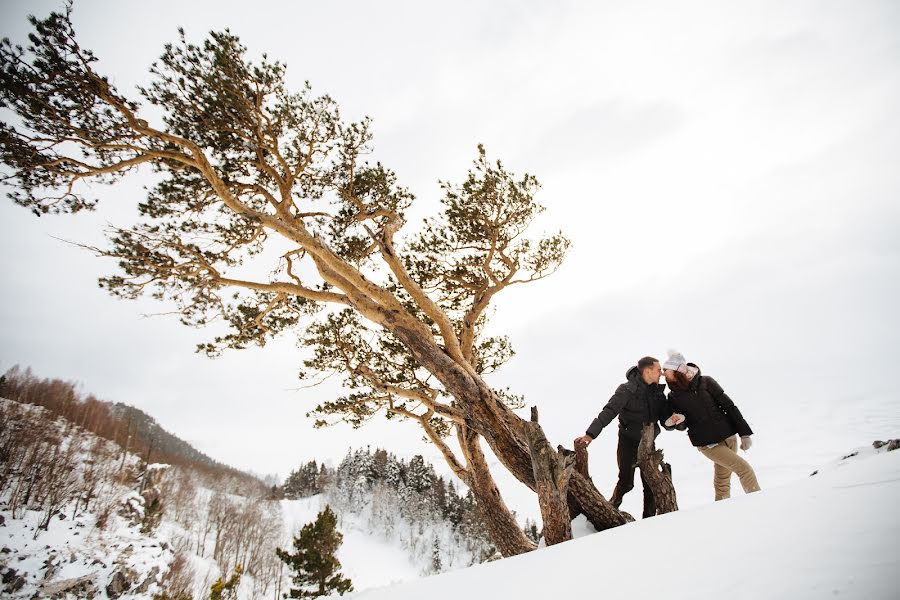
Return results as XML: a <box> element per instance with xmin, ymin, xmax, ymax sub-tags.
<box><xmin>609</xmin><ymin>485</ymin><xmax>624</xmax><ymax>509</ymax></box>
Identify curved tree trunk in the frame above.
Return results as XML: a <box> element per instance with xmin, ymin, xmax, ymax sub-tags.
<box><xmin>459</xmin><ymin>426</ymin><xmax>536</xmax><ymax>556</ymax></box>
<box><xmin>523</xmin><ymin>407</ymin><xmax>575</xmax><ymax>546</ymax></box>
<box><xmin>464</xmin><ymin>376</ymin><xmax>633</xmax><ymax>532</ymax></box>
<box><xmin>390</xmin><ymin>324</ymin><xmax>633</xmax><ymax>553</ymax></box>
<box><xmin>565</xmin><ymin>438</ymin><xmax>632</xmax><ymax>523</ymax></box>
<box><xmin>636</xmin><ymin>424</ymin><xmax>678</xmax><ymax>515</ymax></box>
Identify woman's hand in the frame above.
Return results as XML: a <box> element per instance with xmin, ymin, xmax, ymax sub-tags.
<box><xmin>740</xmin><ymin>435</ymin><xmax>753</xmax><ymax>451</ymax></box>
<box><xmin>574</xmin><ymin>435</ymin><xmax>593</xmax><ymax>447</ymax></box>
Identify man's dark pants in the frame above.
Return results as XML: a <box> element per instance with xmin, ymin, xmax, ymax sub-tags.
<box><xmin>610</xmin><ymin>432</ymin><xmax>656</xmax><ymax>518</ymax></box>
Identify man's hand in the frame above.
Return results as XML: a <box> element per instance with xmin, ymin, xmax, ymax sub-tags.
<box><xmin>664</xmin><ymin>413</ymin><xmax>685</xmax><ymax>427</ymax></box>
<box><xmin>740</xmin><ymin>435</ymin><xmax>753</xmax><ymax>451</ymax></box>
<box><xmin>574</xmin><ymin>435</ymin><xmax>593</xmax><ymax>447</ymax></box>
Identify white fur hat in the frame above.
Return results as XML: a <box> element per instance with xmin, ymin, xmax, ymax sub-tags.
<box><xmin>663</xmin><ymin>349</ymin><xmax>688</xmax><ymax>372</ymax></box>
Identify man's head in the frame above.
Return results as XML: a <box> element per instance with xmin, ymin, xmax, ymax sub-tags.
<box><xmin>637</xmin><ymin>356</ymin><xmax>661</xmax><ymax>384</ymax></box>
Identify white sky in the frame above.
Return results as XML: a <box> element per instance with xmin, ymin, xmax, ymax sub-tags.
<box><xmin>1</xmin><ymin>0</ymin><xmax>898</xmax><ymax>514</ymax></box>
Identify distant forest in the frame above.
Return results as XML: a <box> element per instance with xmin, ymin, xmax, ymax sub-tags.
<box><xmin>0</xmin><ymin>365</ymin><xmax>265</xmax><ymax>492</ymax></box>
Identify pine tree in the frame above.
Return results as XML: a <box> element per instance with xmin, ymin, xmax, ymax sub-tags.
<box><xmin>318</xmin><ymin>464</ymin><xmax>332</xmax><ymax>490</ymax></box>
<box><xmin>209</xmin><ymin>565</ymin><xmax>242</xmax><ymax>600</ymax></box>
<box><xmin>523</xmin><ymin>518</ymin><xmax>542</xmax><ymax>545</ymax></box>
<box><xmin>275</xmin><ymin>506</ymin><xmax>353</xmax><ymax>598</ymax></box>
<box><xmin>431</xmin><ymin>537</ymin><xmax>443</xmax><ymax>573</ymax></box>
<box><xmin>406</xmin><ymin>455</ymin><xmax>433</xmax><ymax>494</ymax></box>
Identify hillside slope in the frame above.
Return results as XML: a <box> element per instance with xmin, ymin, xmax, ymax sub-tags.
<box><xmin>0</xmin><ymin>398</ymin><xmax>492</xmax><ymax>598</ymax></box>
<box><xmin>350</xmin><ymin>444</ymin><xmax>900</xmax><ymax>599</ymax></box>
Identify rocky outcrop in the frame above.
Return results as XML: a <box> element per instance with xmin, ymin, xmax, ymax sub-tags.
<box><xmin>873</xmin><ymin>439</ymin><xmax>900</xmax><ymax>451</ymax></box>
<box><xmin>106</xmin><ymin>566</ymin><xmax>139</xmax><ymax>599</ymax></box>
<box><xmin>37</xmin><ymin>573</ymin><xmax>98</xmax><ymax>598</ymax></box>
<box><xmin>1</xmin><ymin>566</ymin><xmax>27</xmax><ymax>593</ymax></box>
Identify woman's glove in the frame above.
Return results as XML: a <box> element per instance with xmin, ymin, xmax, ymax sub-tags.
<box><xmin>740</xmin><ymin>435</ymin><xmax>753</xmax><ymax>451</ymax></box>
<box><xmin>664</xmin><ymin>413</ymin><xmax>685</xmax><ymax>428</ymax></box>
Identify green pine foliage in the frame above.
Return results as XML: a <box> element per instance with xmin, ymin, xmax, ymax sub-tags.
<box><xmin>276</xmin><ymin>506</ymin><xmax>353</xmax><ymax>598</ymax></box>
<box><xmin>209</xmin><ymin>565</ymin><xmax>242</xmax><ymax>600</ymax></box>
<box><xmin>523</xmin><ymin>518</ymin><xmax>542</xmax><ymax>545</ymax></box>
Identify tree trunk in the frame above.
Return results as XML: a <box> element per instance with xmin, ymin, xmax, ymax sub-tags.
<box><xmin>523</xmin><ymin>407</ymin><xmax>574</xmax><ymax>546</ymax></box>
<box><xmin>566</xmin><ymin>438</ymin><xmax>620</xmax><ymax>522</ymax></box>
<box><xmin>464</xmin><ymin>377</ymin><xmax>632</xmax><ymax>532</ymax></box>
<box><xmin>460</xmin><ymin>427</ymin><xmax>535</xmax><ymax>556</ymax></box>
<box><xmin>636</xmin><ymin>424</ymin><xmax>678</xmax><ymax>515</ymax></box>
<box><xmin>574</xmin><ymin>438</ymin><xmax>591</xmax><ymax>481</ymax></box>
<box><xmin>390</xmin><ymin>323</ymin><xmax>632</xmax><ymax>551</ymax></box>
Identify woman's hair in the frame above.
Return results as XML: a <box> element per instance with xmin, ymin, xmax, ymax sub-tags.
<box><xmin>637</xmin><ymin>356</ymin><xmax>659</xmax><ymax>372</ymax></box>
<box><xmin>670</xmin><ymin>370</ymin><xmax>693</xmax><ymax>391</ymax></box>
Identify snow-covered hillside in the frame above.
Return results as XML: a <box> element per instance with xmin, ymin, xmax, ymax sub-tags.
<box><xmin>0</xmin><ymin>398</ymin><xmax>173</xmax><ymax>598</ymax></box>
<box><xmin>0</xmin><ymin>398</ymin><xmax>492</xmax><ymax>598</ymax></box>
<box><xmin>350</xmin><ymin>443</ymin><xmax>900</xmax><ymax>599</ymax></box>
<box><xmin>4</xmin><ymin>393</ymin><xmax>897</xmax><ymax>599</ymax></box>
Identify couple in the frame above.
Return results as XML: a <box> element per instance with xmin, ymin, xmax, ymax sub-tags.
<box><xmin>574</xmin><ymin>351</ymin><xmax>761</xmax><ymax>518</ymax></box>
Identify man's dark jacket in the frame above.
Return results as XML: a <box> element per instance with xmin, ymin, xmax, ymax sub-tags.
<box><xmin>585</xmin><ymin>366</ymin><xmax>671</xmax><ymax>442</ymax></box>
<box><xmin>665</xmin><ymin>363</ymin><xmax>753</xmax><ymax>447</ymax></box>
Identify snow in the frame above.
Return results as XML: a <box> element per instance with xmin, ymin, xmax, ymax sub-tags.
<box><xmin>0</xmin><ymin>500</ymin><xmax>171</xmax><ymax>599</ymax></box>
<box><xmin>347</xmin><ymin>446</ymin><xmax>900</xmax><ymax>599</ymax></box>
<box><xmin>280</xmin><ymin>495</ymin><xmax>423</xmax><ymax>591</ymax></box>
<box><xmin>0</xmin><ymin>398</ymin><xmax>170</xmax><ymax>599</ymax></box>
<box><xmin>4</xmin><ymin>392</ymin><xmax>897</xmax><ymax>599</ymax></box>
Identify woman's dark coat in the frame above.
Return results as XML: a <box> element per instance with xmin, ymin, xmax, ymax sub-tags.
<box><xmin>666</xmin><ymin>363</ymin><xmax>753</xmax><ymax>447</ymax></box>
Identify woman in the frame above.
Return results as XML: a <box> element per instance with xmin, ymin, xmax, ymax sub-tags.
<box><xmin>662</xmin><ymin>350</ymin><xmax>761</xmax><ymax>500</ymax></box>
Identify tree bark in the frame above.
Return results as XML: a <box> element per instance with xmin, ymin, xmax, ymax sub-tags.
<box><xmin>523</xmin><ymin>407</ymin><xmax>574</xmax><ymax>546</ymax></box>
<box><xmin>557</xmin><ymin>442</ymin><xmax>634</xmax><ymax>531</ymax></box>
<box><xmin>636</xmin><ymin>424</ymin><xmax>678</xmax><ymax>515</ymax></box>
<box><xmin>574</xmin><ymin>438</ymin><xmax>591</xmax><ymax>481</ymax></box>
<box><xmin>459</xmin><ymin>427</ymin><xmax>536</xmax><ymax>556</ymax></box>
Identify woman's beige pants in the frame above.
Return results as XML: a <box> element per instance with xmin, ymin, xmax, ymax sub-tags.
<box><xmin>697</xmin><ymin>435</ymin><xmax>761</xmax><ymax>500</ymax></box>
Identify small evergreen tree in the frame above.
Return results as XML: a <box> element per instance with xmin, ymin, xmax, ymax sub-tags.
<box><xmin>209</xmin><ymin>565</ymin><xmax>242</xmax><ymax>600</ymax></box>
<box><xmin>276</xmin><ymin>506</ymin><xmax>353</xmax><ymax>598</ymax></box>
<box><xmin>431</xmin><ymin>537</ymin><xmax>443</xmax><ymax>573</ymax></box>
<box><xmin>523</xmin><ymin>518</ymin><xmax>542</xmax><ymax>546</ymax></box>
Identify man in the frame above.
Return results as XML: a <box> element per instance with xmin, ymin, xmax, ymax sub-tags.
<box><xmin>575</xmin><ymin>356</ymin><xmax>671</xmax><ymax>518</ymax></box>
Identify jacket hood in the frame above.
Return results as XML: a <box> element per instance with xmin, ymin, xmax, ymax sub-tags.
<box><xmin>687</xmin><ymin>362</ymin><xmax>703</xmax><ymax>388</ymax></box>
<box><xmin>626</xmin><ymin>365</ymin><xmax>640</xmax><ymax>381</ymax></box>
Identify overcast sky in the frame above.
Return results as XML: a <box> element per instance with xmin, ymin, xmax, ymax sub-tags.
<box><xmin>2</xmin><ymin>1</ymin><xmax>898</xmax><ymax>518</ymax></box>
